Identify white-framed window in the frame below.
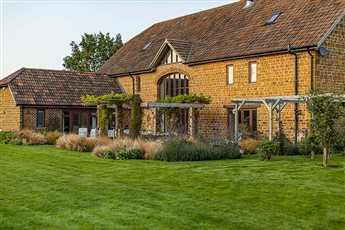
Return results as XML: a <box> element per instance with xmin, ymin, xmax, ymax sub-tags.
<box><xmin>249</xmin><ymin>62</ymin><xmax>257</xmax><ymax>83</ymax></box>
<box><xmin>227</xmin><ymin>65</ymin><xmax>234</xmax><ymax>85</ymax></box>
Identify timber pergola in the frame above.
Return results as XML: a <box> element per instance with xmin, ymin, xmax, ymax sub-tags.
<box><xmin>231</xmin><ymin>94</ymin><xmax>345</xmax><ymax>142</ymax></box>
<box><xmin>231</xmin><ymin>95</ymin><xmax>308</xmax><ymax>142</ymax></box>
<box><xmin>93</xmin><ymin>100</ymin><xmax>206</xmax><ymax>138</ymax></box>
<box><xmin>141</xmin><ymin>102</ymin><xmax>206</xmax><ymax>137</ymax></box>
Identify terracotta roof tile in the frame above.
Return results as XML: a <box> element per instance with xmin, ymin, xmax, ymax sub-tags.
<box><xmin>2</xmin><ymin>68</ymin><xmax>123</xmax><ymax>106</ymax></box>
<box><xmin>98</xmin><ymin>0</ymin><xmax>345</xmax><ymax>75</ymax></box>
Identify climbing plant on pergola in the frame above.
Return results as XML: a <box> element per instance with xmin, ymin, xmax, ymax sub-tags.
<box><xmin>81</xmin><ymin>93</ymin><xmax>135</xmax><ymax>137</ymax></box>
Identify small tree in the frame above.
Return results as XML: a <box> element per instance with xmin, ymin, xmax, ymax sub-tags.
<box><xmin>307</xmin><ymin>92</ymin><xmax>343</xmax><ymax>167</ymax></box>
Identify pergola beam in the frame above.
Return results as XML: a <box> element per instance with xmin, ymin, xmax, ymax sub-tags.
<box><xmin>141</xmin><ymin>102</ymin><xmax>205</xmax><ymax>109</ymax></box>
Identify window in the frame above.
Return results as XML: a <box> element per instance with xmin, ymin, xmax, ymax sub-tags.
<box><xmin>72</xmin><ymin>112</ymin><xmax>79</xmax><ymax>133</ymax></box>
<box><xmin>238</xmin><ymin>109</ymin><xmax>257</xmax><ymax>132</ymax></box>
<box><xmin>81</xmin><ymin>112</ymin><xmax>88</xmax><ymax>128</ymax></box>
<box><xmin>227</xmin><ymin>65</ymin><xmax>234</xmax><ymax>85</ymax></box>
<box><xmin>142</xmin><ymin>41</ymin><xmax>154</xmax><ymax>51</ymax></box>
<box><xmin>266</xmin><ymin>13</ymin><xmax>281</xmax><ymax>25</ymax></box>
<box><xmin>37</xmin><ymin>110</ymin><xmax>45</xmax><ymax>128</ymax></box>
<box><xmin>158</xmin><ymin>73</ymin><xmax>189</xmax><ymax>133</ymax></box>
<box><xmin>136</xmin><ymin>76</ymin><xmax>141</xmax><ymax>93</ymax></box>
<box><xmin>159</xmin><ymin>73</ymin><xmax>188</xmax><ymax>99</ymax></box>
<box><xmin>63</xmin><ymin>111</ymin><xmax>70</xmax><ymax>133</ymax></box>
<box><xmin>249</xmin><ymin>62</ymin><xmax>257</xmax><ymax>83</ymax></box>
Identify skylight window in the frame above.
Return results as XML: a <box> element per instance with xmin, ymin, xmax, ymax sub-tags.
<box><xmin>266</xmin><ymin>13</ymin><xmax>281</xmax><ymax>25</ymax></box>
<box><xmin>142</xmin><ymin>41</ymin><xmax>154</xmax><ymax>51</ymax></box>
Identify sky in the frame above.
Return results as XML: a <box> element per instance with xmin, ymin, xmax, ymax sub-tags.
<box><xmin>1</xmin><ymin>0</ymin><xmax>239</xmax><ymax>78</ymax></box>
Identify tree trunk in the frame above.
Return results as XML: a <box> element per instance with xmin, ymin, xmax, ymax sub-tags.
<box><xmin>311</xmin><ymin>150</ymin><xmax>315</xmax><ymax>159</ymax></box>
<box><xmin>323</xmin><ymin>146</ymin><xmax>329</xmax><ymax>167</ymax></box>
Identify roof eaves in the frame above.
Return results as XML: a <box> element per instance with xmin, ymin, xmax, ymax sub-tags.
<box><xmin>186</xmin><ymin>46</ymin><xmax>319</xmax><ymax>66</ymax></box>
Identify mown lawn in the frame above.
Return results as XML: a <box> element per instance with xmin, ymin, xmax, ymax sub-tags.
<box><xmin>0</xmin><ymin>145</ymin><xmax>344</xmax><ymax>229</ymax></box>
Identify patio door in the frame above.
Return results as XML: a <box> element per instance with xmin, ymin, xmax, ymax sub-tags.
<box><xmin>63</xmin><ymin>112</ymin><xmax>70</xmax><ymax>133</ymax></box>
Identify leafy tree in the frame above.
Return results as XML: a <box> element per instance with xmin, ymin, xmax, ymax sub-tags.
<box><xmin>63</xmin><ymin>32</ymin><xmax>123</xmax><ymax>72</ymax></box>
<box><xmin>307</xmin><ymin>92</ymin><xmax>344</xmax><ymax>167</ymax></box>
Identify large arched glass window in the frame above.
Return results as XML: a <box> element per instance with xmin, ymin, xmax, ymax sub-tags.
<box><xmin>158</xmin><ymin>73</ymin><xmax>190</xmax><ymax>134</ymax></box>
<box><xmin>158</xmin><ymin>73</ymin><xmax>189</xmax><ymax>100</ymax></box>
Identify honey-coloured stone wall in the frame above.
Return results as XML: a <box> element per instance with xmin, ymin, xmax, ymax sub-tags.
<box><xmin>0</xmin><ymin>86</ymin><xmax>21</xmax><ymax>131</ymax></box>
<box><xmin>316</xmin><ymin>18</ymin><xmax>345</xmax><ymax>93</ymax></box>
<box><xmin>117</xmin><ymin>51</ymin><xmax>316</xmax><ymax>140</ymax></box>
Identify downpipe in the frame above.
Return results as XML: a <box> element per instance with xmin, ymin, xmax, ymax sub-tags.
<box><xmin>288</xmin><ymin>44</ymin><xmax>299</xmax><ymax>144</ymax></box>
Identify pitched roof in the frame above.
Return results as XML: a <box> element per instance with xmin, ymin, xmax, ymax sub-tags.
<box><xmin>98</xmin><ymin>0</ymin><xmax>345</xmax><ymax>76</ymax></box>
<box><xmin>0</xmin><ymin>68</ymin><xmax>124</xmax><ymax>107</ymax></box>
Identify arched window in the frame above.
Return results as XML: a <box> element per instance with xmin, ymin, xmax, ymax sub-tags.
<box><xmin>158</xmin><ymin>73</ymin><xmax>189</xmax><ymax>134</ymax></box>
<box><xmin>158</xmin><ymin>73</ymin><xmax>189</xmax><ymax>100</ymax></box>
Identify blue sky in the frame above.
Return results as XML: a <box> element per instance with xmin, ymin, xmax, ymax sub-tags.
<box><xmin>1</xmin><ymin>0</ymin><xmax>238</xmax><ymax>78</ymax></box>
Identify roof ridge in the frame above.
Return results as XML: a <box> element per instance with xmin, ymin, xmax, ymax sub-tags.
<box><xmin>22</xmin><ymin>67</ymin><xmax>107</xmax><ymax>75</ymax></box>
<box><xmin>152</xmin><ymin>1</ymin><xmax>241</xmax><ymax>26</ymax></box>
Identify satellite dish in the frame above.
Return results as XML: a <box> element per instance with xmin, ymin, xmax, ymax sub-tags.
<box><xmin>319</xmin><ymin>47</ymin><xmax>329</xmax><ymax>57</ymax></box>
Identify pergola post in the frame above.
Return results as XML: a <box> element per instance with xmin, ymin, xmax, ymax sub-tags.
<box><xmin>275</xmin><ymin>102</ymin><xmax>287</xmax><ymax>135</ymax></box>
<box><xmin>153</xmin><ymin>108</ymin><xmax>157</xmax><ymax>135</ymax></box>
<box><xmin>114</xmin><ymin>105</ymin><xmax>120</xmax><ymax>138</ymax></box>
<box><xmin>263</xmin><ymin>100</ymin><xmax>274</xmax><ymax>141</ymax></box>
<box><xmin>96</xmin><ymin>105</ymin><xmax>100</xmax><ymax>137</ymax></box>
<box><xmin>268</xmin><ymin>103</ymin><xmax>274</xmax><ymax>141</ymax></box>
<box><xmin>188</xmin><ymin>107</ymin><xmax>196</xmax><ymax>138</ymax></box>
<box><xmin>233</xmin><ymin>104</ymin><xmax>239</xmax><ymax>141</ymax></box>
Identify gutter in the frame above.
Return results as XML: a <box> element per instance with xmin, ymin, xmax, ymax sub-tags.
<box><xmin>109</xmin><ymin>46</ymin><xmax>319</xmax><ymax>77</ymax></box>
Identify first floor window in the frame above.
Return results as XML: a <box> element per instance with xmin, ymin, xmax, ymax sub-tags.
<box><xmin>227</xmin><ymin>65</ymin><xmax>234</xmax><ymax>85</ymax></box>
<box><xmin>37</xmin><ymin>110</ymin><xmax>45</xmax><ymax>127</ymax></box>
<box><xmin>249</xmin><ymin>62</ymin><xmax>257</xmax><ymax>83</ymax></box>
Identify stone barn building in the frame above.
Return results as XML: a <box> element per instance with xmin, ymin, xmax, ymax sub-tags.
<box><xmin>97</xmin><ymin>0</ymin><xmax>345</xmax><ymax>141</ymax></box>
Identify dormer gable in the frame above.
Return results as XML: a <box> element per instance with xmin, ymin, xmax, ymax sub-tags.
<box><xmin>149</xmin><ymin>39</ymin><xmax>194</xmax><ymax>69</ymax></box>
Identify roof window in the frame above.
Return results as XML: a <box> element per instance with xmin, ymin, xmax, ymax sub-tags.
<box><xmin>142</xmin><ymin>41</ymin><xmax>154</xmax><ymax>51</ymax></box>
<box><xmin>266</xmin><ymin>13</ymin><xmax>281</xmax><ymax>25</ymax></box>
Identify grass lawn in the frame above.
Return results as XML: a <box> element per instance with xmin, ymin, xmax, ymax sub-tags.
<box><xmin>0</xmin><ymin>145</ymin><xmax>344</xmax><ymax>229</ymax></box>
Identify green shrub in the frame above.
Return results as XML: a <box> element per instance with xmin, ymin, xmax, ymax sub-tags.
<box><xmin>285</xmin><ymin>141</ymin><xmax>301</xmax><ymax>156</ymax></box>
<box><xmin>104</xmin><ymin>150</ymin><xmax>116</xmax><ymax>160</ymax></box>
<box><xmin>154</xmin><ymin>138</ymin><xmax>241</xmax><ymax>162</ymax></box>
<box><xmin>0</xmin><ymin>131</ymin><xmax>16</xmax><ymax>144</ymax></box>
<box><xmin>298</xmin><ymin>135</ymin><xmax>322</xmax><ymax>156</ymax></box>
<box><xmin>46</xmin><ymin>131</ymin><xmax>62</xmax><ymax>145</ymax></box>
<box><xmin>102</xmin><ymin>149</ymin><xmax>145</xmax><ymax>160</ymax></box>
<box><xmin>257</xmin><ymin>140</ymin><xmax>279</xmax><ymax>161</ymax></box>
<box><xmin>8</xmin><ymin>139</ymin><xmax>22</xmax><ymax>145</ymax></box>
<box><xmin>15</xmin><ymin>129</ymin><xmax>46</xmax><ymax>145</ymax></box>
<box><xmin>115</xmin><ymin>149</ymin><xmax>145</xmax><ymax>160</ymax></box>
<box><xmin>333</xmin><ymin>116</ymin><xmax>345</xmax><ymax>154</ymax></box>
